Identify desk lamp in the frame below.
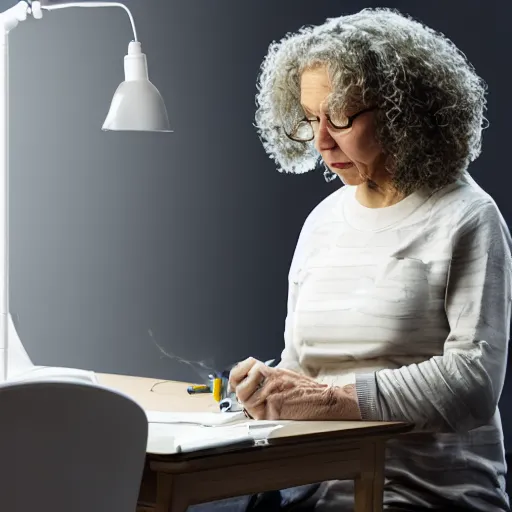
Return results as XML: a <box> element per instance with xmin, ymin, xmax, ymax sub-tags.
<box><xmin>0</xmin><ymin>1</ymin><xmax>171</xmax><ymax>381</ymax></box>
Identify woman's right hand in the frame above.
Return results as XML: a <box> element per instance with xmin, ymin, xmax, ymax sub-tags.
<box><xmin>229</xmin><ymin>357</ymin><xmax>361</xmax><ymax>421</ymax></box>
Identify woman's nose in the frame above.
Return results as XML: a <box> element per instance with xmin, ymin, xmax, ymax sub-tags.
<box><xmin>315</xmin><ymin>118</ymin><xmax>336</xmax><ymax>151</ymax></box>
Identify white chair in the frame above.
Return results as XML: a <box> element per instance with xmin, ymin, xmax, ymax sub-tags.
<box><xmin>0</xmin><ymin>379</ymin><xmax>149</xmax><ymax>512</ymax></box>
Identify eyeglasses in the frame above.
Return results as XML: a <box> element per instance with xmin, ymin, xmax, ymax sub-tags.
<box><xmin>285</xmin><ymin>106</ymin><xmax>377</xmax><ymax>142</ymax></box>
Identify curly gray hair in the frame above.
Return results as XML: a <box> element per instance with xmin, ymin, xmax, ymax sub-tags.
<box><xmin>254</xmin><ymin>8</ymin><xmax>487</xmax><ymax>193</ymax></box>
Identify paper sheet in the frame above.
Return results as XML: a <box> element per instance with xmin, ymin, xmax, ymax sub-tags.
<box><xmin>145</xmin><ymin>410</ymin><xmax>246</xmax><ymax>426</ymax></box>
<box><xmin>147</xmin><ymin>420</ymin><xmax>284</xmax><ymax>454</ymax></box>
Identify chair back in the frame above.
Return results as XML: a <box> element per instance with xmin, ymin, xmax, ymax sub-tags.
<box><xmin>0</xmin><ymin>379</ymin><xmax>148</xmax><ymax>512</ymax></box>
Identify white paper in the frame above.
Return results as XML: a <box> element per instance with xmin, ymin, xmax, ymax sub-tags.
<box><xmin>145</xmin><ymin>410</ymin><xmax>246</xmax><ymax>426</ymax></box>
<box><xmin>174</xmin><ymin>424</ymin><xmax>254</xmax><ymax>453</ymax></box>
<box><xmin>146</xmin><ymin>419</ymin><xmax>284</xmax><ymax>454</ymax></box>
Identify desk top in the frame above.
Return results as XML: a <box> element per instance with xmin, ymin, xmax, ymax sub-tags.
<box><xmin>97</xmin><ymin>372</ymin><xmax>412</xmax><ymax>456</ymax></box>
<box><xmin>97</xmin><ymin>372</ymin><xmax>218</xmax><ymax>413</ymax></box>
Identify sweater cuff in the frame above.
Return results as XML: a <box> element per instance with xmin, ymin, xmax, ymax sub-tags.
<box><xmin>355</xmin><ymin>373</ymin><xmax>382</xmax><ymax>421</ymax></box>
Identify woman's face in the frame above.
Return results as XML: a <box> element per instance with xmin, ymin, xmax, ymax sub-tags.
<box><xmin>299</xmin><ymin>65</ymin><xmax>387</xmax><ymax>186</ymax></box>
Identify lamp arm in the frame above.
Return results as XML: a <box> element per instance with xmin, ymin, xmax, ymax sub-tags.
<box><xmin>0</xmin><ymin>2</ymin><xmax>31</xmax><ymax>33</ymax></box>
<box><xmin>39</xmin><ymin>2</ymin><xmax>138</xmax><ymax>42</ymax></box>
<box><xmin>0</xmin><ymin>1</ymin><xmax>138</xmax><ymax>42</ymax></box>
<box><xmin>0</xmin><ymin>2</ymin><xmax>138</xmax><ymax>41</ymax></box>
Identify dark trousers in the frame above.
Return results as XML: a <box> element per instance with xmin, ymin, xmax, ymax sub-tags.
<box><xmin>187</xmin><ymin>485</ymin><xmax>320</xmax><ymax>512</ymax></box>
<box><xmin>187</xmin><ymin>485</ymin><xmax>477</xmax><ymax>512</ymax></box>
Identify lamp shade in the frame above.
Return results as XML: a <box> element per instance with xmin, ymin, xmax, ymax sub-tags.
<box><xmin>102</xmin><ymin>41</ymin><xmax>171</xmax><ymax>132</ymax></box>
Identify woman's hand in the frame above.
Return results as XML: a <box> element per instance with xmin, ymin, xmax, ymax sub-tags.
<box><xmin>228</xmin><ymin>357</ymin><xmax>362</xmax><ymax>421</ymax></box>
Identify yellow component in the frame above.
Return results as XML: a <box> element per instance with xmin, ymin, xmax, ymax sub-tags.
<box><xmin>189</xmin><ymin>385</ymin><xmax>209</xmax><ymax>392</ymax></box>
<box><xmin>212</xmin><ymin>378</ymin><xmax>222</xmax><ymax>402</ymax></box>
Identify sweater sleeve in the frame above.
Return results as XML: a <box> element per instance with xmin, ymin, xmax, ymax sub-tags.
<box><xmin>356</xmin><ymin>200</ymin><xmax>512</xmax><ymax>432</ymax></box>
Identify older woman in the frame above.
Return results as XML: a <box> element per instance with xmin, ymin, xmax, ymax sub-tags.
<box><xmin>193</xmin><ymin>6</ymin><xmax>512</xmax><ymax>512</ymax></box>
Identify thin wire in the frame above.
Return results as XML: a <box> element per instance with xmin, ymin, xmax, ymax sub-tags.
<box><xmin>40</xmin><ymin>2</ymin><xmax>138</xmax><ymax>42</ymax></box>
<box><xmin>150</xmin><ymin>380</ymin><xmax>173</xmax><ymax>393</ymax></box>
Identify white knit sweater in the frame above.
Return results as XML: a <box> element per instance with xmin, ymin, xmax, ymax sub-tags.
<box><xmin>281</xmin><ymin>172</ymin><xmax>511</xmax><ymax>511</ymax></box>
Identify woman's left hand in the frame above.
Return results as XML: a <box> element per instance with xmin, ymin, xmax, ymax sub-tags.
<box><xmin>228</xmin><ymin>357</ymin><xmax>362</xmax><ymax>421</ymax></box>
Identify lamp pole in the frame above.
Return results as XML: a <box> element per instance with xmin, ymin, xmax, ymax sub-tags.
<box><xmin>0</xmin><ymin>2</ymin><xmax>29</xmax><ymax>381</ymax></box>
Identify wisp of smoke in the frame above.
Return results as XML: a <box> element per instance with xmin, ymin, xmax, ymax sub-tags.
<box><xmin>148</xmin><ymin>328</ymin><xmax>225</xmax><ymax>382</ymax></box>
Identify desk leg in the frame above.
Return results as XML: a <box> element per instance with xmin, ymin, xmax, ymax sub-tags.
<box><xmin>156</xmin><ymin>472</ymin><xmax>190</xmax><ymax>512</ymax></box>
<box><xmin>354</xmin><ymin>440</ymin><xmax>385</xmax><ymax>512</ymax></box>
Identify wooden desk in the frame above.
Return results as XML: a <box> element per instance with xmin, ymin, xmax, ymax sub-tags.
<box><xmin>98</xmin><ymin>373</ymin><xmax>412</xmax><ymax>512</ymax></box>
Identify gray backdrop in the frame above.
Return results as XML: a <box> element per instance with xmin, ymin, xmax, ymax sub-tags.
<box><xmin>3</xmin><ymin>0</ymin><xmax>511</xmax><ymax>441</ymax></box>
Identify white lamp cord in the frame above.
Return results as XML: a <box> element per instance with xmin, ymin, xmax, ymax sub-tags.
<box><xmin>25</xmin><ymin>1</ymin><xmax>138</xmax><ymax>41</ymax></box>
